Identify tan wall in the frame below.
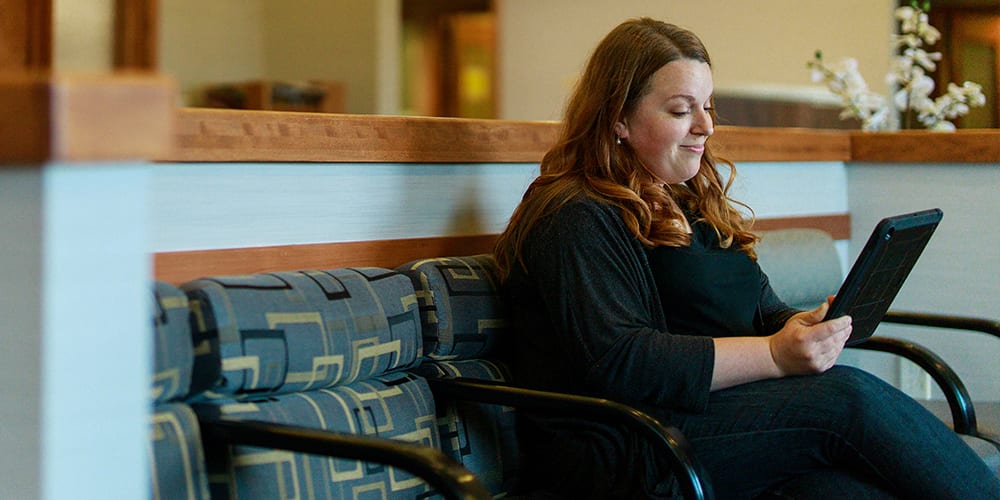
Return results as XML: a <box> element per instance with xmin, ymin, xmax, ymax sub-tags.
<box><xmin>53</xmin><ymin>0</ymin><xmax>113</xmax><ymax>71</ymax></box>
<box><xmin>260</xmin><ymin>0</ymin><xmax>379</xmax><ymax>114</ymax></box>
<box><xmin>159</xmin><ymin>0</ymin><xmax>267</xmax><ymax>105</ymax></box>
<box><xmin>498</xmin><ymin>0</ymin><xmax>895</xmax><ymax>120</ymax></box>
<box><xmin>53</xmin><ymin>0</ymin><xmax>895</xmax><ymax>118</ymax></box>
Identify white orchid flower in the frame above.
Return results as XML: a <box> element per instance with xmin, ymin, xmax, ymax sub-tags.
<box><xmin>807</xmin><ymin>3</ymin><xmax>985</xmax><ymax>131</ymax></box>
<box><xmin>928</xmin><ymin>120</ymin><xmax>956</xmax><ymax>131</ymax></box>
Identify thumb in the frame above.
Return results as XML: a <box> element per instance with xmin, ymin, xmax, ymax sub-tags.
<box><xmin>801</xmin><ymin>301</ymin><xmax>830</xmax><ymax>323</ymax></box>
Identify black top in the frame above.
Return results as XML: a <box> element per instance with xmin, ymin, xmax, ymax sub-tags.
<box><xmin>504</xmin><ymin>195</ymin><xmax>797</xmax><ymax>497</ymax></box>
<box><xmin>647</xmin><ymin>211</ymin><xmax>791</xmax><ymax>339</ymax></box>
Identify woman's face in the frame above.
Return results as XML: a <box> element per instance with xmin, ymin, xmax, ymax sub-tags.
<box><xmin>615</xmin><ymin>58</ymin><xmax>714</xmax><ymax>185</ymax></box>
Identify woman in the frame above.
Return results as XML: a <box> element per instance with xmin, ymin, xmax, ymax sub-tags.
<box><xmin>494</xmin><ymin>18</ymin><xmax>1000</xmax><ymax>499</ymax></box>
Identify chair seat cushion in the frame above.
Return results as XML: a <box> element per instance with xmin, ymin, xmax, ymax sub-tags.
<box><xmin>419</xmin><ymin>359</ymin><xmax>520</xmax><ymax>495</ymax></box>
<box><xmin>196</xmin><ymin>371</ymin><xmax>440</xmax><ymax>498</ymax></box>
<box><xmin>150</xmin><ymin>403</ymin><xmax>211</xmax><ymax>500</ymax></box>
<box><xmin>920</xmin><ymin>399</ymin><xmax>1000</xmax><ymax>475</ymax></box>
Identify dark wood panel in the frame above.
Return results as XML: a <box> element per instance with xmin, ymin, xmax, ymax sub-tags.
<box><xmin>0</xmin><ymin>0</ymin><xmax>51</xmax><ymax>70</ymax></box>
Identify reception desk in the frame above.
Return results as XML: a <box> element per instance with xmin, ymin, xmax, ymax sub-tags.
<box><xmin>2</xmin><ymin>74</ymin><xmax>997</xmax><ymax>499</ymax></box>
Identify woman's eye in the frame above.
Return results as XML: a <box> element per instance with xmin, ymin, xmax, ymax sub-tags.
<box><xmin>670</xmin><ymin>110</ymin><xmax>692</xmax><ymax>117</ymax></box>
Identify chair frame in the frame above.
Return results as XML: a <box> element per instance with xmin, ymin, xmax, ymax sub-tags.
<box><xmin>198</xmin><ymin>416</ymin><xmax>492</xmax><ymax>500</ymax></box>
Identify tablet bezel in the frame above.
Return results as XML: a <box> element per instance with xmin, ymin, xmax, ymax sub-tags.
<box><xmin>825</xmin><ymin>208</ymin><xmax>943</xmax><ymax>345</ymax></box>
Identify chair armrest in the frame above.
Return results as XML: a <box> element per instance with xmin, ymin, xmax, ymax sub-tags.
<box><xmin>849</xmin><ymin>336</ymin><xmax>977</xmax><ymax>435</ymax></box>
<box><xmin>426</xmin><ymin>377</ymin><xmax>714</xmax><ymax>500</ymax></box>
<box><xmin>198</xmin><ymin>416</ymin><xmax>492</xmax><ymax>500</ymax></box>
<box><xmin>883</xmin><ymin>310</ymin><xmax>1000</xmax><ymax>341</ymax></box>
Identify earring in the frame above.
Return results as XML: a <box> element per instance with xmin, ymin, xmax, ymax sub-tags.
<box><xmin>615</xmin><ymin>136</ymin><xmax>622</xmax><ymax>145</ymax></box>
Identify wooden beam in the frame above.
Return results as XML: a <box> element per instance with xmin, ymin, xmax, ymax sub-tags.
<box><xmin>114</xmin><ymin>0</ymin><xmax>159</xmax><ymax>69</ymax></box>
<box><xmin>0</xmin><ymin>0</ymin><xmax>51</xmax><ymax>70</ymax></box>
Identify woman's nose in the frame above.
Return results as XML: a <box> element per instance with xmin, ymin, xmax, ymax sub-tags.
<box><xmin>694</xmin><ymin>108</ymin><xmax>714</xmax><ymax>137</ymax></box>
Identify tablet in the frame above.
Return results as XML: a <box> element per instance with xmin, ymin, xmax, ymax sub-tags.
<box><xmin>825</xmin><ymin>208</ymin><xmax>943</xmax><ymax>345</ymax></box>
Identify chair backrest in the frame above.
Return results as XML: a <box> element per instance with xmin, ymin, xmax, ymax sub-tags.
<box><xmin>755</xmin><ymin>229</ymin><xmax>844</xmax><ymax>311</ymax></box>
<box><xmin>396</xmin><ymin>255</ymin><xmax>520</xmax><ymax>495</ymax></box>
<box><xmin>150</xmin><ymin>281</ymin><xmax>212</xmax><ymax>500</ymax></box>
<box><xmin>181</xmin><ymin>267</ymin><xmax>442</xmax><ymax>499</ymax></box>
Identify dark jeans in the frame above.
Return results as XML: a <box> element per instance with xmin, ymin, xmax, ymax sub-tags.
<box><xmin>669</xmin><ymin>366</ymin><xmax>1000</xmax><ymax>500</ymax></box>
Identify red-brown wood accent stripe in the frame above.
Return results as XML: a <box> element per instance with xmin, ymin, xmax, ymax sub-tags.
<box><xmin>154</xmin><ymin>214</ymin><xmax>849</xmax><ymax>284</ymax></box>
<box><xmin>851</xmin><ymin>130</ymin><xmax>1000</xmax><ymax>163</ymax></box>
<box><xmin>753</xmin><ymin>213</ymin><xmax>851</xmax><ymax>240</ymax></box>
<box><xmin>154</xmin><ymin>234</ymin><xmax>501</xmax><ymax>285</ymax></box>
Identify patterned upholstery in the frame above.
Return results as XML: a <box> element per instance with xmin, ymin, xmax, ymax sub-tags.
<box><xmin>417</xmin><ymin>359</ymin><xmax>520</xmax><ymax>494</ymax></box>
<box><xmin>756</xmin><ymin>229</ymin><xmax>843</xmax><ymax>310</ymax></box>
<box><xmin>396</xmin><ymin>255</ymin><xmax>508</xmax><ymax>360</ymax></box>
<box><xmin>150</xmin><ymin>282</ymin><xmax>211</xmax><ymax>500</ymax></box>
<box><xmin>396</xmin><ymin>256</ymin><xmax>520</xmax><ymax>495</ymax></box>
<box><xmin>181</xmin><ymin>267</ymin><xmax>440</xmax><ymax>498</ymax></box>
<box><xmin>197</xmin><ymin>372</ymin><xmax>440</xmax><ymax>499</ymax></box>
<box><xmin>182</xmin><ymin>268</ymin><xmax>422</xmax><ymax>395</ymax></box>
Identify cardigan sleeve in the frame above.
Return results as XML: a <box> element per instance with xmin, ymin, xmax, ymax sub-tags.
<box><xmin>756</xmin><ymin>269</ymin><xmax>801</xmax><ymax>335</ymax></box>
<box><xmin>519</xmin><ymin>198</ymin><xmax>715</xmax><ymax>412</ymax></box>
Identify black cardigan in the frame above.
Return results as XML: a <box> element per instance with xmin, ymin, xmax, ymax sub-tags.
<box><xmin>504</xmin><ymin>196</ymin><xmax>798</xmax><ymax>497</ymax></box>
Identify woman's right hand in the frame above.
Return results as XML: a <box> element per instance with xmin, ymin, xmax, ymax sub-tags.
<box><xmin>768</xmin><ymin>301</ymin><xmax>852</xmax><ymax>377</ymax></box>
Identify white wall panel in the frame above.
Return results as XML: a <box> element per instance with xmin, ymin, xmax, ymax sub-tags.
<box><xmin>151</xmin><ymin>161</ymin><xmax>848</xmax><ymax>252</ymax></box>
<box><xmin>847</xmin><ymin>162</ymin><xmax>1000</xmax><ymax>401</ymax></box>
<box><xmin>151</xmin><ymin>162</ymin><xmax>539</xmax><ymax>252</ymax></box>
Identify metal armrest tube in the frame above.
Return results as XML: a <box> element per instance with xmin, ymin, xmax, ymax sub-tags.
<box><xmin>427</xmin><ymin>377</ymin><xmax>713</xmax><ymax>500</ymax></box>
<box><xmin>850</xmin><ymin>336</ymin><xmax>977</xmax><ymax>435</ymax></box>
<box><xmin>199</xmin><ymin>416</ymin><xmax>491</xmax><ymax>500</ymax></box>
<box><xmin>883</xmin><ymin>310</ymin><xmax>1000</xmax><ymax>341</ymax></box>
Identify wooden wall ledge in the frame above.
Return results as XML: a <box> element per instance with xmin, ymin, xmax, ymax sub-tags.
<box><xmin>851</xmin><ymin>130</ymin><xmax>1000</xmax><ymax>163</ymax></box>
<box><xmin>169</xmin><ymin>108</ymin><xmax>560</xmax><ymax>163</ymax></box>
<box><xmin>164</xmin><ymin>108</ymin><xmax>853</xmax><ymax>164</ymax></box>
<box><xmin>0</xmin><ymin>73</ymin><xmax>175</xmax><ymax>164</ymax></box>
<box><xmin>165</xmin><ymin>109</ymin><xmax>997</xmax><ymax>164</ymax></box>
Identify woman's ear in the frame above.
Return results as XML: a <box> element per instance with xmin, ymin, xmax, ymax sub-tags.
<box><xmin>614</xmin><ymin>121</ymin><xmax>628</xmax><ymax>140</ymax></box>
